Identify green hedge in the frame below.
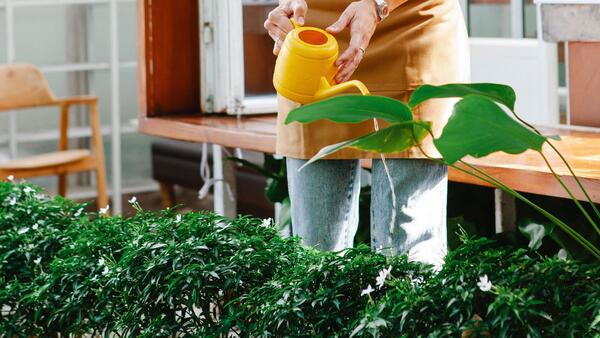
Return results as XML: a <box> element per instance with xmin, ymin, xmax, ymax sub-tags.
<box><xmin>1</xmin><ymin>180</ymin><xmax>599</xmax><ymax>337</ymax></box>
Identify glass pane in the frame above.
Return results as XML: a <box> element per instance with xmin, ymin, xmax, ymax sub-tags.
<box><xmin>103</xmin><ymin>133</ymin><xmax>155</xmax><ymax>187</ymax></box>
<box><xmin>15</xmin><ymin>140</ymin><xmax>59</xmax><ymax>190</ymax></box>
<box><xmin>243</xmin><ymin>2</ymin><xmax>278</xmax><ymax>96</ymax></box>
<box><xmin>0</xmin><ymin>11</ymin><xmax>6</xmax><ymax>63</ymax></box>
<box><xmin>88</xmin><ymin>2</ymin><xmax>137</xmax><ymax>63</ymax></box>
<box><xmin>15</xmin><ymin>72</ymin><xmax>68</xmax><ymax>133</ymax></box>
<box><xmin>468</xmin><ymin>0</ymin><xmax>511</xmax><ymax>38</ymax></box>
<box><xmin>118</xmin><ymin>1</ymin><xmax>137</xmax><ymax>62</ymax></box>
<box><xmin>523</xmin><ymin>0</ymin><xmax>537</xmax><ymax>38</ymax></box>
<box><xmin>89</xmin><ymin>68</ymin><xmax>138</xmax><ymax>125</ymax></box>
<box><xmin>13</xmin><ymin>6</ymin><xmax>69</xmax><ymax>66</ymax></box>
<box><xmin>88</xmin><ymin>5</ymin><xmax>110</xmax><ymax>63</ymax></box>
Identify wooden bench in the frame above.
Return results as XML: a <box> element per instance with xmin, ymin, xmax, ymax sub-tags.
<box><xmin>139</xmin><ymin>113</ymin><xmax>600</xmax><ymax>203</ymax></box>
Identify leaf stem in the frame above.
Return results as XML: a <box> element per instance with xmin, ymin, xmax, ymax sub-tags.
<box><xmin>509</xmin><ymin>110</ymin><xmax>600</xmax><ymax>223</ymax></box>
<box><xmin>538</xmin><ymin>151</ymin><xmax>600</xmax><ymax>236</ymax></box>
<box><xmin>414</xmin><ymin>132</ymin><xmax>600</xmax><ymax>260</ymax></box>
<box><xmin>457</xmin><ymin>160</ymin><xmax>600</xmax><ymax>259</ymax></box>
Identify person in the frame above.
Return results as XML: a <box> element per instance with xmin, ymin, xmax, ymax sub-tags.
<box><xmin>264</xmin><ymin>0</ymin><xmax>469</xmax><ymax>266</ymax></box>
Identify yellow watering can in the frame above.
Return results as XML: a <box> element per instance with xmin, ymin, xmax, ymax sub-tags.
<box><xmin>273</xmin><ymin>20</ymin><xmax>369</xmax><ymax>104</ymax></box>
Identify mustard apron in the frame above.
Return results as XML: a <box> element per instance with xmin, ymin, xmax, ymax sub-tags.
<box><xmin>276</xmin><ymin>0</ymin><xmax>470</xmax><ymax>160</ymax></box>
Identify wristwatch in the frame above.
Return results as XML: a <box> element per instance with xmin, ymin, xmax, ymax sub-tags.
<box><xmin>373</xmin><ymin>0</ymin><xmax>390</xmax><ymax>22</ymax></box>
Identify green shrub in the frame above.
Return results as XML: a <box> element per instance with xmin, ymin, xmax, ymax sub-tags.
<box><xmin>1</xmin><ymin>180</ymin><xmax>599</xmax><ymax>337</ymax></box>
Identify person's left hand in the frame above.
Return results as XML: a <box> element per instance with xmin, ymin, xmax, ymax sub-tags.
<box><xmin>326</xmin><ymin>0</ymin><xmax>379</xmax><ymax>83</ymax></box>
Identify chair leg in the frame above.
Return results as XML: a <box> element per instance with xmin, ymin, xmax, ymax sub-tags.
<box><xmin>58</xmin><ymin>174</ymin><xmax>67</xmax><ymax>197</ymax></box>
<box><xmin>95</xmin><ymin>167</ymin><xmax>109</xmax><ymax>212</ymax></box>
<box><xmin>159</xmin><ymin>182</ymin><xmax>176</xmax><ymax>209</ymax></box>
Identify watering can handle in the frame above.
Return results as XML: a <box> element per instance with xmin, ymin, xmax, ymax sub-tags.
<box><xmin>314</xmin><ymin>77</ymin><xmax>370</xmax><ymax>100</ymax></box>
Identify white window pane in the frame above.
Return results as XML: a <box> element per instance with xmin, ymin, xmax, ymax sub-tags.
<box><xmin>15</xmin><ymin>72</ymin><xmax>67</xmax><ymax>133</ymax></box>
<box><xmin>88</xmin><ymin>5</ymin><xmax>110</xmax><ymax>63</ymax></box>
<box><xmin>119</xmin><ymin>67</ymin><xmax>138</xmax><ymax>122</ymax></box>
<box><xmin>468</xmin><ymin>0</ymin><xmax>511</xmax><ymax>38</ymax></box>
<box><xmin>0</xmin><ymin>13</ymin><xmax>6</xmax><ymax>63</ymax></box>
<box><xmin>13</xmin><ymin>6</ymin><xmax>69</xmax><ymax>65</ymax></box>
<box><xmin>524</xmin><ymin>0</ymin><xmax>537</xmax><ymax>38</ymax></box>
<box><xmin>13</xmin><ymin>140</ymin><xmax>59</xmax><ymax>190</ymax></box>
<box><xmin>103</xmin><ymin>133</ymin><xmax>154</xmax><ymax>187</ymax></box>
<box><xmin>118</xmin><ymin>1</ymin><xmax>136</xmax><ymax>62</ymax></box>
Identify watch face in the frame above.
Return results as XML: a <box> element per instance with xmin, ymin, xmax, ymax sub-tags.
<box><xmin>377</xmin><ymin>0</ymin><xmax>390</xmax><ymax>19</ymax></box>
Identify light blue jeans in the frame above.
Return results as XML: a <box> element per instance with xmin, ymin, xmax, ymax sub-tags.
<box><xmin>287</xmin><ymin>158</ymin><xmax>448</xmax><ymax>266</ymax></box>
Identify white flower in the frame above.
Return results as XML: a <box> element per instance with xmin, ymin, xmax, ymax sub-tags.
<box><xmin>260</xmin><ymin>218</ymin><xmax>273</xmax><ymax>227</ymax></box>
<box><xmin>477</xmin><ymin>275</ymin><xmax>493</xmax><ymax>292</ymax></box>
<box><xmin>23</xmin><ymin>187</ymin><xmax>34</xmax><ymax>194</ymax></box>
<box><xmin>175</xmin><ymin>214</ymin><xmax>182</xmax><ymax>223</ymax></box>
<box><xmin>102</xmin><ymin>266</ymin><xmax>110</xmax><ymax>275</ymax></box>
<box><xmin>128</xmin><ymin>196</ymin><xmax>137</xmax><ymax>204</ymax></box>
<box><xmin>99</xmin><ymin>205</ymin><xmax>110</xmax><ymax>215</ymax></box>
<box><xmin>557</xmin><ymin>249</ymin><xmax>568</xmax><ymax>261</ymax></box>
<box><xmin>33</xmin><ymin>257</ymin><xmax>42</xmax><ymax>265</ymax></box>
<box><xmin>98</xmin><ymin>257</ymin><xmax>105</xmax><ymax>266</ymax></box>
<box><xmin>8</xmin><ymin>197</ymin><xmax>17</xmax><ymax>206</ymax></box>
<box><xmin>7</xmin><ymin>175</ymin><xmax>14</xmax><ymax>181</ymax></box>
<box><xmin>361</xmin><ymin>284</ymin><xmax>374</xmax><ymax>297</ymax></box>
<box><xmin>376</xmin><ymin>266</ymin><xmax>393</xmax><ymax>289</ymax></box>
<box><xmin>32</xmin><ymin>223</ymin><xmax>39</xmax><ymax>230</ymax></box>
<box><xmin>74</xmin><ymin>208</ymin><xmax>84</xmax><ymax>217</ymax></box>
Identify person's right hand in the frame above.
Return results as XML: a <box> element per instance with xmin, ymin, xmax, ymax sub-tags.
<box><xmin>264</xmin><ymin>0</ymin><xmax>307</xmax><ymax>55</ymax></box>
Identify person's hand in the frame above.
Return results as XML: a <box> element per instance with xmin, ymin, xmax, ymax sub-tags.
<box><xmin>264</xmin><ymin>0</ymin><xmax>308</xmax><ymax>55</ymax></box>
<box><xmin>326</xmin><ymin>0</ymin><xmax>379</xmax><ymax>83</ymax></box>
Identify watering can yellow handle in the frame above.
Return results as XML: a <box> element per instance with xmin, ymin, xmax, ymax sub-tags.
<box><xmin>314</xmin><ymin>77</ymin><xmax>370</xmax><ymax>100</ymax></box>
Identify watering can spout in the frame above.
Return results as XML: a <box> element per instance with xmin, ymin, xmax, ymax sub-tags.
<box><xmin>314</xmin><ymin>77</ymin><xmax>370</xmax><ymax>101</ymax></box>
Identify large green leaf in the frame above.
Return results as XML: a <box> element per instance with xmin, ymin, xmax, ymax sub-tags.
<box><xmin>300</xmin><ymin>121</ymin><xmax>431</xmax><ymax>169</ymax></box>
<box><xmin>285</xmin><ymin>95</ymin><xmax>413</xmax><ymax>124</ymax></box>
<box><xmin>409</xmin><ymin>83</ymin><xmax>516</xmax><ymax>111</ymax></box>
<box><xmin>434</xmin><ymin>95</ymin><xmax>546</xmax><ymax>164</ymax></box>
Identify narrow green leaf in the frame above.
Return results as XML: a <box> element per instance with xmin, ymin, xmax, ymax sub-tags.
<box><xmin>409</xmin><ymin>83</ymin><xmax>516</xmax><ymax>111</ymax></box>
<box><xmin>300</xmin><ymin>121</ymin><xmax>431</xmax><ymax>170</ymax></box>
<box><xmin>285</xmin><ymin>95</ymin><xmax>413</xmax><ymax>124</ymax></box>
<box><xmin>434</xmin><ymin>95</ymin><xmax>546</xmax><ymax>164</ymax></box>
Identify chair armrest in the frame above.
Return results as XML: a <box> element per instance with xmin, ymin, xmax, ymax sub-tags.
<box><xmin>58</xmin><ymin>96</ymin><xmax>99</xmax><ymax>106</ymax></box>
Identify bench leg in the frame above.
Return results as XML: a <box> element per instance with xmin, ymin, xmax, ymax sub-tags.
<box><xmin>494</xmin><ymin>189</ymin><xmax>517</xmax><ymax>233</ymax></box>
<box><xmin>159</xmin><ymin>181</ymin><xmax>176</xmax><ymax>209</ymax></box>
<box><xmin>212</xmin><ymin>145</ymin><xmax>237</xmax><ymax>217</ymax></box>
<box><xmin>95</xmin><ymin>166</ymin><xmax>109</xmax><ymax>212</ymax></box>
<box><xmin>58</xmin><ymin>174</ymin><xmax>67</xmax><ymax>197</ymax></box>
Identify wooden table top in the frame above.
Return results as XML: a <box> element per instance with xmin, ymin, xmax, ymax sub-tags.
<box><xmin>139</xmin><ymin>114</ymin><xmax>600</xmax><ymax>202</ymax></box>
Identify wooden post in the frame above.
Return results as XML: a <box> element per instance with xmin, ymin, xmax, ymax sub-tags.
<box><xmin>568</xmin><ymin>42</ymin><xmax>600</xmax><ymax>127</ymax></box>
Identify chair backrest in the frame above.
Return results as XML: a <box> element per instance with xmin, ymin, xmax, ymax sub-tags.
<box><xmin>470</xmin><ymin>38</ymin><xmax>559</xmax><ymax>126</ymax></box>
<box><xmin>0</xmin><ymin>63</ymin><xmax>57</xmax><ymax>111</ymax></box>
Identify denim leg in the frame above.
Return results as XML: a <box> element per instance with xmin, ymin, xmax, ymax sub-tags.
<box><xmin>371</xmin><ymin>159</ymin><xmax>448</xmax><ymax>267</ymax></box>
<box><xmin>287</xmin><ymin>158</ymin><xmax>361</xmax><ymax>251</ymax></box>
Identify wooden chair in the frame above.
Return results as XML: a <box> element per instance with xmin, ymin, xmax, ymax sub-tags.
<box><xmin>0</xmin><ymin>63</ymin><xmax>108</xmax><ymax>209</ymax></box>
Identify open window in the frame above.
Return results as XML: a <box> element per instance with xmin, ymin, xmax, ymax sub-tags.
<box><xmin>199</xmin><ymin>0</ymin><xmax>278</xmax><ymax>115</ymax></box>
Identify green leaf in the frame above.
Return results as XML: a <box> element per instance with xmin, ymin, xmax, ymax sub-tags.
<box><xmin>265</xmin><ymin>177</ymin><xmax>288</xmax><ymax>204</ymax></box>
<box><xmin>518</xmin><ymin>219</ymin><xmax>555</xmax><ymax>250</ymax></box>
<box><xmin>433</xmin><ymin>95</ymin><xmax>546</xmax><ymax>164</ymax></box>
<box><xmin>285</xmin><ymin>95</ymin><xmax>413</xmax><ymax>124</ymax></box>
<box><xmin>409</xmin><ymin>83</ymin><xmax>516</xmax><ymax>111</ymax></box>
<box><xmin>300</xmin><ymin>121</ymin><xmax>431</xmax><ymax>170</ymax></box>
